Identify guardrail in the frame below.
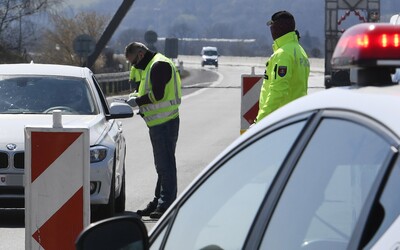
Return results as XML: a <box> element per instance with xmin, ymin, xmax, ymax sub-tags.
<box><xmin>94</xmin><ymin>60</ymin><xmax>185</xmax><ymax>96</ymax></box>
<box><xmin>95</xmin><ymin>71</ymin><xmax>131</xmax><ymax>96</ymax></box>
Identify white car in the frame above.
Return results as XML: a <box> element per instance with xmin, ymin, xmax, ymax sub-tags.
<box><xmin>0</xmin><ymin>63</ymin><xmax>133</xmax><ymax>219</ymax></box>
<box><xmin>76</xmin><ymin>23</ymin><xmax>400</xmax><ymax>249</ymax></box>
<box><xmin>201</xmin><ymin>46</ymin><xmax>219</xmax><ymax>68</ymax></box>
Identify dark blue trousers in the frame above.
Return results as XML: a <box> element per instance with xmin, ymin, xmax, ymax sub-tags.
<box><xmin>149</xmin><ymin>116</ymin><xmax>179</xmax><ymax>209</ymax></box>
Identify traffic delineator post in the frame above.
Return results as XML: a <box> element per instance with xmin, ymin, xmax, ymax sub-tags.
<box><xmin>241</xmin><ymin>67</ymin><xmax>263</xmax><ymax>134</ymax></box>
<box><xmin>25</xmin><ymin>111</ymin><xmax>90</xmax><ymax>250</ymax></box>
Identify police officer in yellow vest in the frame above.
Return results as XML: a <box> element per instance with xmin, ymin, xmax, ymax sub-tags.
<box><xmin>125</xmin><ymin>42</ymin><xmax>181</xmax><ymax>219</ymax></box>
<box><xmin>256</xmin><ymin>11</ymin><xmax>310</xmax><ymax>123</ymax></box>
<box><xmin>129</xmin><ymin>65</ymin><xmax>142</xmax><ymax>93</ymax></box>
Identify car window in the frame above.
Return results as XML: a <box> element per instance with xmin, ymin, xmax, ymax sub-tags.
<box><xmin>158</xmin><ymin>120</ymin><xmax>306</xmax><ymax>250</ymax></box>
<box><xmin>261</xmin><ymin>118</ymin><xmax>392</xmax><ymax>250</ymax></box>
<box><xmin>203</xmin><ymin>50</ymin><xmax>218</xmax><ymax>56</ymax></box>
<box><xmin>92</xmin><ymin>76</ymin><xmax>111</xmax><ymax>114</ymax></box>
<box><xmin>0</xmin><ymin>76</ymin><xmax>95</xmax><ymax>114</ymax></box>
<box><xmin>364</xmin><ymin>157</ymin><xmax>400</xmax><ymax>249</ymax></box>
<box><xmin>151</xmin><ymin>224</ymin><xmax>167</xmax><ymax>249</ymax></box>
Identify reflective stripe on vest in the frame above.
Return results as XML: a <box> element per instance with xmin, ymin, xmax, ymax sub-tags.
<box><xmin>140</xmin><ymin>98</ymin><xmax>181</xmax><ymax>113</ymax></box>
<box><xmin>142</xmin><ymin>109</ymin><xmax>179</xmax><ymax>123</ymax></box>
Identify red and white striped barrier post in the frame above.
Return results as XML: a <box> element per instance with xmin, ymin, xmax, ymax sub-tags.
<box><xmin>240</xmin><ymin>67</ymin><xmax>263</xmax><ymax>134</ymax></box>
<box><xmin>25</xmin><ymin>111</ymin><xmax>90</xmax><ymax>250</ymax></box>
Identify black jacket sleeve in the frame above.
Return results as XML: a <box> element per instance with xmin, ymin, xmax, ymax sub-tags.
<box><xmin>150</xmin><ymin>61</ymin><xmax>172</xmax><ymax>101</ymax></box>
<box><xmin>136</xmin><ymin>61</ymin><xmax>172</xmax><ymax>106</ymax></box>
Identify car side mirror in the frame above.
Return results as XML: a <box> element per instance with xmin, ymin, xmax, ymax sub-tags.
<box><xmin>75</xmin><ymin>214</ymin><xmax>149</xmax><ymax>250</ymax></box>
<box><xmin>108</xmin><ymin>101</ymin><xmax>134</xmax><ymax>119</ymax></box>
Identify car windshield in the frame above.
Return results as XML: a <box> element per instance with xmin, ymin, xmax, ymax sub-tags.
<box><xmin>204</xmin><ymin>50</ymin><xmax>218</xmax><ymax>56</ymax></box>
<box><xmin>0</xmin><ymin>76</ymin><xmax>96</xmax><ymax>114</ymax></box>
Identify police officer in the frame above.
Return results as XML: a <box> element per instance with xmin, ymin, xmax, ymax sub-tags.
<box><xmin>125</xmin><ymin>42</ymin><xmax>181</xmax><ymax>219</ymax></box>
<box><xmin>129</xmin><ymin>65</ymin><xmax>142</xmax><ymax>94</ymax></box>
<box><xmin>256</xmin><ymin>11</ymin><xmax>310</xmax><ymax>123</ymax></box>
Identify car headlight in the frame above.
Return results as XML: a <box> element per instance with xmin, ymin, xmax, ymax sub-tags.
<box><xmin>90</xmin><ymin>146</ymin><xmax>108</xmax><ymax>163</ymax></box>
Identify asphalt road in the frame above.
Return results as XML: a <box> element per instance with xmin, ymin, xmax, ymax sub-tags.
<box><xmin>0</xmin><ymin>56</ymin><xmax>325</xmax><ymax>249</ymax></box>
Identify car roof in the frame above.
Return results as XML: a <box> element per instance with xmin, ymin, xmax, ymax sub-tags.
<box><xmin>252</xmin><ymin>85</ymin><xmax>400</xmax><ymax>138</ymax></box>
<box><xmin>201</xmin><ymin>85</ymin><xmax>400</xmax><ymax>179</ymax></box>
<box><xmin>0</xmin><ymin>63</ymin><xmax>91</xmax><ymax>78</ymax></box>
<box><xmin>202</xmin><ymin>46</ymin><xmax>217</xmax><ymax>50</ymax></box>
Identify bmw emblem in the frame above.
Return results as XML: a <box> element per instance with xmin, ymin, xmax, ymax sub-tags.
<box><xmin>6</xmin><ymin>143</ymin><xmax>17</xmax><ymax>151</ymax></box>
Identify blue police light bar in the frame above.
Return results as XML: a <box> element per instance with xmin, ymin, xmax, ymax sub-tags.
<box><xmin>332</xmin><ymin>23</ymin><xmax>400</xmax><ymax>68</ymax></box>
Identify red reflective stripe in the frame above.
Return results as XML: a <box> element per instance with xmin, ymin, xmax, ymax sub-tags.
<box><xmin>32</xmin><ymin>188</ymin><xmax>83</xmax><ymax>249</ymax></box>
<box><xmin>31</xmin><ymin>132</ymin><xmax>82</xmax><ymax>182</ymax></box>
<box><xmin>244</xmin><ymin>102</ymin><xmax>259</xmax><ymax>124</ymax></box>
<box><xmin>243</xmin><ymin>76</ymin><xmax>261</xmax><ymax>95</ymax></box>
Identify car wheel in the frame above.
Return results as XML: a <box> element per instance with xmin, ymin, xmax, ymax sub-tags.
<box><xmin>115</xmin><ymin>165</ymin><xmax>126</xmax><ymax>213</ymax></box>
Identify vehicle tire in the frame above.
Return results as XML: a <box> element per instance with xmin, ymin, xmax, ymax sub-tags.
<box><xmin>201</xmin><ymin>62</ymin><xmax>204</xmax><ymax>67</ymax></box>
<box><xmin>115</xmin><ymin>165</ymin><xmax>126</xmax><ymax>213</ymax></box>
<box><xmin>215</xmin><ymin>63</ymin><xmax>218</xmax><ymax>68</ymax></box>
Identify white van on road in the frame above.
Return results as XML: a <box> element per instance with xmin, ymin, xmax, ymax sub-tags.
<box><xmin>201</xmin><ymin>46</ymin><xmax>219</xmax><ymax>68</ymax></box>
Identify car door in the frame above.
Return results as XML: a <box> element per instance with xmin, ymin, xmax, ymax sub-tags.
<box><xmin>256</xmin><ymin>110</ymin><xmax>400</xmax><ymax>250</ymax></box>
<box><xmin>91</xmin><ymin>74</ymin><xmax>125</xmax><ymax>188</ymax></box>
<box><xmin>149</xmin><ymin>113</ymin><xmax>313</xmax><ymax>249</ymax></box>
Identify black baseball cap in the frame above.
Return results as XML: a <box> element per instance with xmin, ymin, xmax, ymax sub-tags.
<box><xmin>267</xmin><ymin>11</ymin><xmax>295</xmax><ymax>26</ymax></box>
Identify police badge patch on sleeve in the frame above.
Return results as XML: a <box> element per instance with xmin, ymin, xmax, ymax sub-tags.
<box><xmin>278</xmin><ymin>66</ymin><xmax>287</xmax><ymax>77</ymax></box>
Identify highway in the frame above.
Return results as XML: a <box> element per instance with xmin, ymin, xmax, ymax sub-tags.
<box><xmin>0</xmin><ymin>56</ymin><xmax>325</xmax><ymax>249</ymax></box>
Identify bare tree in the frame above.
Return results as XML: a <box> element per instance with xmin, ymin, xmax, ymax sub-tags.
<box><xmin>0</xmin><ymin>0</ymin><xmax>62</xmax><ymax>59</ymax></box>
<box><xmin>0</xmin><ymin>0</ymin><xmax>63</xmax><ymax>36</ymax></box>
<box><xmin>34</xmin><ymin>11</ymin><xmax>108</xmax><ymax>70</ymax></box>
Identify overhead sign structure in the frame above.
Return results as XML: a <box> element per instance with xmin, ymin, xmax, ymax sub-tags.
<box><xmin>25</xmin><ymin>112</ymin><xmax>90</xmax><ymax>250</ymax></box>
<box><xmin>165</xmin><ymin>37</ymin><xmax>179</xmax><ymax>59</ymax></box>
<box><xmin>73</xmin><ymin>34</ymin><xmax>96</xmax><ymax>58</ymax></box>
<box><xmin>241</xmin><ymin>70</ymin><xmax>263</xmax><ymax>134</ymax></box>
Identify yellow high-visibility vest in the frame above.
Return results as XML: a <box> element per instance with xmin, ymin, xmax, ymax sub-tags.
<box><xmin>138</xmin><ymin>53</ymin><xmax>182</xmax><ymax>127</ymax></box>
<box><xmin>129</xmin><ymin>66</ymin><xmax>142</xmax><ymax>82</ymax></box>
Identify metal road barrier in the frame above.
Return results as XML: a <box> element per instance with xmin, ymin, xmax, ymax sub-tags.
<box><xmin>95</xmin><ymin>71</ymin><xmax>131</xmax><ymax>96</ymax></box>
<box><xmin>95</xmin><ymin>59</ymin><xmax>185</xmax><ymax>96</ymax></box>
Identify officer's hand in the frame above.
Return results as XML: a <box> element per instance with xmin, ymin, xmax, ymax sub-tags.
<box><xmin>126</xmin><ymin>97</ymin><xmax>138</xmax><ymax>107</ymax></box>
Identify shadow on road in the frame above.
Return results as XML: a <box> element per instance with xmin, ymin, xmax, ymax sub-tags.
<box><xmin>0</xmin><ymin>209</ymin><xmax>24</xmax><ymax>228</ymax></box>
<box><xmin>0</xmin><ymin>208</ymin><xmax>154</xmax><ymax>229</ymax></box>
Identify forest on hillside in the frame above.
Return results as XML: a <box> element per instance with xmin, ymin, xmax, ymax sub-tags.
<box><xmin>88</xmin><ymin>0</ymin><xmax>400</xmax><ymax>57</ymax></box>
<box><xmin>1</xmin><ymin>0</ymin><xmax>399</xmax><ymax>65</ymax></box>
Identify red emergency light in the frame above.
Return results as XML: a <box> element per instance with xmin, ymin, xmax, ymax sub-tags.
<box><xmin>332</xmin><ymin>23</ymin><xmax>400</xmax><ymax>68</ymax></box>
